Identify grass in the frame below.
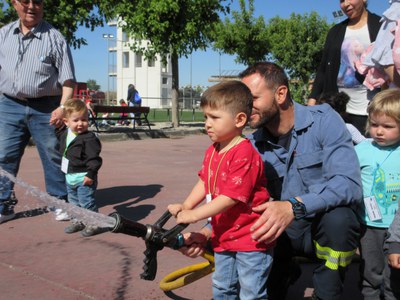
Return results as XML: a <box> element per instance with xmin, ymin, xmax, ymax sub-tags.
<box><xmin>96</xmin><ymin>108</ymin><xmax>205</xmax><ymax>123</ymax></box>
<box><xmin>147</xmin><ymin>108</ymin><xmax>204</xmax><ymax>123</ymax></box>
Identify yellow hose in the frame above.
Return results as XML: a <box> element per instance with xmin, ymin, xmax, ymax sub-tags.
<box><xmin>159</xmin><ymin>251</ymin><xmax>215</xmax><ymax>291</ymax></box>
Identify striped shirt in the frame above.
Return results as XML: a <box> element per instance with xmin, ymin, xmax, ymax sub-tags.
<box><xmin>0</xmin><ymin>20</ymin><xmax>75</xmax><ymax>100</ymax></box>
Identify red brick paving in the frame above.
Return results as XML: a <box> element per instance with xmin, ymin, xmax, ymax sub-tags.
<box><xmin>0</xmin><ymin>132</ymin><xmax>362</xmax><ymax>299</ymax></box>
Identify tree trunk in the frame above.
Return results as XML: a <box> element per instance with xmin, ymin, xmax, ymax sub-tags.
<box><xmin>171</xmin><ymin>52</ymin><xmax>180</xmax><ymax>128</ymax></box>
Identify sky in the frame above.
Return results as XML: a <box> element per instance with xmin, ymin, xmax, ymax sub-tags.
<box><xmin>70</xmin><ymin>0</ymin><xmax>389</xmax><ymax>91</ymax></box>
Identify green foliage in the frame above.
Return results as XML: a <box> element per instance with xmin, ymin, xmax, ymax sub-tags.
<box><xmin>266</xmin><ymin>12</ymin><xmax>330</xmax><ymax>101</ymax></box>
<box><xmin>106</xmin><ymin>0</ymin><xmax>231</xmax><ymax>127</ymax></box>
<box><xmin>110</xmin><ymin>0</ymin><xmax>230</xmax><ymax>63</ymax></box>
<box><xmin>212</xmin><ymin>0</ymin><xmax>269</xmax><ymax>65</ymax></box>
<box><xmin>1</xmin><ymin>0</ymin><xmax>106</xmax><ymax>49</ymax></box>
<box><xmin>87</xmin><ymin>79</ymin><xmax>100</xmax><ymax>91</ymax></box>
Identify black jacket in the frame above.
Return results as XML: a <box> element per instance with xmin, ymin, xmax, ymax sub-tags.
<box><xmin>59</xmin><ymin>129</ymin><xmax>102</xmax><ymax>180</ymax></box>
<box><xmin>309</xmin><ymin>11</ymin><xmax>381</xmax><ymax>100</ymax></box>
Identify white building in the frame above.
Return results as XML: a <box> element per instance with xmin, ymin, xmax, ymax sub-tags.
<box><xmin>107</xmin><ymin>21</ymin><xmax>173</xmax><ymax>108</ymax></box>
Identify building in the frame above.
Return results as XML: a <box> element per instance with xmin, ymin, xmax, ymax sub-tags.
<box><xmin>107</xmin><ymin>20</ymin><xmax>173</xmax><ymax>108</ymax></box>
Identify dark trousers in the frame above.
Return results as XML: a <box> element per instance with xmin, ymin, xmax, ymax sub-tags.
<box><xmin>267</xmin><ymin>206</ymin><xmax>360</xmax><ymax>300</ymax></box>
<box><xmin>346</xmin><ymin>114</ymin><xmax>368</xmax><ymax>136</ymax></box>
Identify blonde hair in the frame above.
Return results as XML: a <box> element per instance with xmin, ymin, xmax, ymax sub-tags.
<box><xmin>63</xmin><ymin>99</ymin><xmax>88</xmax><ymax>118</ymax></box>
<box><xmin>367</xmin><ymin>89</ymin><xmax>400</xmax><ymax>131</ymax></box>
<box><xmin>200</xmin><ymin>80</ymin><xmax>253</xmax><ymax>118</ymax></box>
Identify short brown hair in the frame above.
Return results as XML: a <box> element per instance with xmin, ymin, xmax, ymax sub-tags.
<box><xmin>239</xmin><ymin>61</ymin><xmax>289</xmax><ymax>93</ymax></box>
<box><xmin>63</xmin><ymin>99</ymin><xmax>88</xmax><ymax>118</ymax></box>
<box><xmin>200</xmin><ymin>80</ymin><xmax>253</xmax><ymax>118</ymax></box>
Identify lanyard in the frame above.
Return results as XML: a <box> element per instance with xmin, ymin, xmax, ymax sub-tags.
<box><xmin>207</xmin><ymin>136</ymin><xmax>242</xmax><ymax>196</ymax></box>
<box><xmin>370</xmin><ymin>147</ymin><xmax>396</xmax><ymax>195</ymax></box>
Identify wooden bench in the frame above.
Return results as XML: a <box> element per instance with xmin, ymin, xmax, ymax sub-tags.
<box><xmin>91</xmin><ymin>105</ymin><xmax>151</xmax><ymax>130</ymax></box>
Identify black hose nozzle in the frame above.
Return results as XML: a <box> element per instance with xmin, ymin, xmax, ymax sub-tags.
<box><xmin>109</xmin><ymin>211</ymin><xmax>188</xmax><ymax>281</ymax></box>
<box><xmin>109</xmin><ymin>212</ymin><xmax>148</xmax><ymax>239</ymax></box>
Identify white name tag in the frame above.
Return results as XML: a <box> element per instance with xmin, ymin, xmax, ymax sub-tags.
<box><xmin>206</xmin><ymin>194</ymin><xmax>212</xmax><ymax>221</ymax></box>
<box><xmin>363</xmin><ymin>196</ymin><xmax>382</xmax><ymax>221</ymax></box>
<box><xmin>206</xmin><ymin>193</ymin><xmax>212</xmax><ymax>203</ymax></box>
<box><xmin>61</xmin><ymin>157</ymin><xmax>69</xmax><ymax>174</ymax></box>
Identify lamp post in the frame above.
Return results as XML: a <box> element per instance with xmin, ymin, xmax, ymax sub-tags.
<box><xmin>103</xmin><ymin>33</ymin><xmax>114</xmax><ymax>104</ymax></box>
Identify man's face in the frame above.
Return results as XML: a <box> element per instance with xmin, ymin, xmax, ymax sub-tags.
<box><xmin>241</xmin><ymin>73</ymin><xmax>279</xmax><ymax>129</ymax></box>
<box><xmin>13</xmin><ymin>0</ymin><xmax>44</xmax><ymax>30</ymax></box>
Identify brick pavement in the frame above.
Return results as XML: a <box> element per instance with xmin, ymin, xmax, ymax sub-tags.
<box><xmin>0</xmin><ymin>125</ymin><xmax>362</xmax><ymax>299</ymax></box>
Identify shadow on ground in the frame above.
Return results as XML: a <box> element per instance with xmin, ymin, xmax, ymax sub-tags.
<box><xmin>96</xmin><ymin>184</ymin><xmax>163</xmax><ymax>221</ymax></box>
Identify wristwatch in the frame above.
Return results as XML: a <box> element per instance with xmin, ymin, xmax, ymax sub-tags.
<box><xmin>286</xmin><ymin>197</ymin><xmax>307</xmax><ymax>220</ymax></box>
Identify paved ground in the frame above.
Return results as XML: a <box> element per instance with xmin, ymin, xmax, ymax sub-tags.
<box><xmin>0</xmin><ymin>124</ymin><xmax>363</xmax><ymax>300</ymax></box>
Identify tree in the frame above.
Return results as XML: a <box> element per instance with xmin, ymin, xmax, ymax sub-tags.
<box><xmin>1</xmin><ymin>1</ymin><xmax>106</xmax><ymax>49</ymax></box>
<box><xmin>212</xmin><ymin>0</ymin><xmax>269</xmax><ymax>66</ymax></box>
<box><xmin>87</xmin><ymin>79</ymin><xmax>100</xmax><ymax>91</ymax></box>
<box><xmin>108</xmin><ymin>0</ymin><xmax>231</xmax><ymax>127</ymax></box>
<box><xmin>266</xmin><ymin>12</ymin><xmax>331</xmax><ymax>102</ymax></box>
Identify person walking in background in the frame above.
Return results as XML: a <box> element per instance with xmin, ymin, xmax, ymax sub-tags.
<box><xmin>317</xmin><ymin>91</ymin><xmax>366</xmax><ymax>144</ymax></box>
<box><xmin>0</xmin><ymin>0</ymin><xmax>76</xmax><ymax>223</ymax></box>
<box><xmin>127</xmin><ymin>84</ymin><xmax>142</xmax><ymax>126</ymax></box>
<box><xmin>355</xmin><ymin>89</ymin><xmax>400</xmax><ymax>299</ymax></box>
<box><xmin>168</xmin><ymin>81</ymin><xmax>273</xmax><ymax>300</ymax></box>
<box><xmin>59</xmin><ymin>99</ymin><xmax>102</xmax><ymax>237</ymax></box>
<box><xmin>308</xmin><ymin>0</ymin><xmax>381</xmax><ymax>134</ymax></box>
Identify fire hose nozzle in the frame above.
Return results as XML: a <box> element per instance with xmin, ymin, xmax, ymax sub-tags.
<box><xmin>109</xmin><ymin>211</ymin><xmax>188</xmax><ymax>281</ymax></box>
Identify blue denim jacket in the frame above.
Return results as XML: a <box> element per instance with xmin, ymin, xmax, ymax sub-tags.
<box><xmin>248</xmin><ymin>102</ymin><xmax>362</xmax><ymax>216</ymax></box>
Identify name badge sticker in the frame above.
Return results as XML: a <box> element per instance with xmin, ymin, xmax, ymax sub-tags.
<box><xmin>363</xmin><ymin>196</ymin><xmax>382</xmax><ymax>221</ymax></box>
<box><xmin>61</xmin><ymin>157</ymin><xmax>69</xmax><ymax>174</ymax></box>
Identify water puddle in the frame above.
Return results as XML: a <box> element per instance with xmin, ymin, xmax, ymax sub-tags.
<box><xmin>0</xmin><ymin>168</ymin><xmax>116</xmax><ymax>229</ymax></box>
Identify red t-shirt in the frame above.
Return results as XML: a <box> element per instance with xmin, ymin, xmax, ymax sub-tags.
<box><xmin>198</xmin><ymin>139</ymin><xmax>273</xmax><ymax>252</ymax></box>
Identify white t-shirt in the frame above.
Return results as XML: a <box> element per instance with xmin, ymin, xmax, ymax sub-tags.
<box><xmin>338</xmin><ymin>24</ymin><xmax>374</xmax><ymax>116</ymax></box>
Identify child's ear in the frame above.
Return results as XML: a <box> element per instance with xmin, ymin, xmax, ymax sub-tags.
<box><xmin>63</xmin><ymin>118</ymin><xmax>68</xmax><ymax>127</ymax></box>
<box><xmin>235</xmin><ymin>112</ymin><xmax>248</xmax><ymax>128</ymax></box>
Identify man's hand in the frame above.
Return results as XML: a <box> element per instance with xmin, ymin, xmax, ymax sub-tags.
<box><xmin>250</xmin><ymin>201</ymin><xmax>295</xmax><ymax>244</ymax></box>
<box><xmin>50</xmin><ymin>107</ymin><xmax>64</xmax><ymax>128</ymax></box>
<box><xmin>388</xmin><ymin>253</ymin><xmax>400</xmax><ymax>269</ymax></box>
<box><xmin>179</xmin><ymin>228</ymin><xmax>211</xmax><ymax>258</ymax></box>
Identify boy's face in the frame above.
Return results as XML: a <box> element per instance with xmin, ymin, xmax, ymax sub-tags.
<box><xmin>369</xmin><ymin>112</ymin><xmax>400</xmax><ymax>147</ymax></box>
<box><xmin>64</xmin><ymin>111</ymin><xmax>89</xmax><ymax>135</ymax></box>
<box><xmin>203</xmin><ymin>106</ymin><xmax>241</xmax><ymax>145</ymax></box>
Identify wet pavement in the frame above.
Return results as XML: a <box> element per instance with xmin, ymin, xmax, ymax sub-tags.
<box><xmin>0</xmin><ymin>124</ymin><xmax>362</xmax><ymax>300</ymax></box>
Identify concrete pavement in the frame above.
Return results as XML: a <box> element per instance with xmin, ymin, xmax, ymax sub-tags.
<box><xmin>0</xmin><ymin>124</ymin><xmax>363</xmax><ymax>300</ymax></box>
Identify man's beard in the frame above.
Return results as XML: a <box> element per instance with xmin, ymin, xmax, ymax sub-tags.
<box><xmin>249</xmin><ymin>100</ymin><xmax>279</xmax><ymax>129</ymax></box>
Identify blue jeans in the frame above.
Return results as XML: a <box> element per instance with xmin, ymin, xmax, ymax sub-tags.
<box><xmin>66</xmin><ymin>181</ymin><xmax>98</xmax><ymax>212</ymax></box>
<box><xmin>0</xmin><ymin>95</ymin><xmax>67</xmax><ymax>214</ymax></box>
<box><xmin>212</xmin><ymin>250</ymin><xmax>273</xmax><ymax>300</ymax></box>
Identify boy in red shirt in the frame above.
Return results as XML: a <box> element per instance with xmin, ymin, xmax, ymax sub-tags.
<box><xmin>168</xmin><ymin>80</ymin><xmax>273</xmax><ymax>299</ymax></box>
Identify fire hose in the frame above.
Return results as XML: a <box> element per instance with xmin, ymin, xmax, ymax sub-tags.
<box><xmin>109</xmin><ymin>211</ymin><xmax>214</xmax><ymax>291</ymax></box>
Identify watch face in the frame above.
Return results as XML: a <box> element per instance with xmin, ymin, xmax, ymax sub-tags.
<box><xmin>292</xmin><ymin>201</ymin><xmax>307</xmax><ymax>219</ymax></box>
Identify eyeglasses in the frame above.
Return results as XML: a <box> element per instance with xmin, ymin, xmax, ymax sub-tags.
<box><xmin>17</xmin><ymin>0</ymin><xmax>43</xmax><ymax>7</ymax></box>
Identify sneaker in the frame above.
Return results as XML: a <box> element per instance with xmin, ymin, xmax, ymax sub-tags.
<box><xmin>81</xmin><ymin>225</ymin><xmax>101</xmax><ymax>237</ymax></box>
<box><xmin>0</xmin><ymin>212</ymin><xmax>16</xmax><ymax>224</ymax></box>
<box><xmin>55</xmin><ymin>208</ymin><xmax>70</xmax><ymax>221</ymax></box>
<box><xmin>64</xmin><ymin>221</ymin><xmax>85</xmax><ymax>234</ymax></box>
<box><xmin>0</xmin><ymin>192</ymin><xmax>17</xmax><ymax>224</ymax></box>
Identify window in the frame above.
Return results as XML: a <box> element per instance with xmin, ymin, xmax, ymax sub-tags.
<box><xmin>122</xmin><ymin>31</ymin><xmax>128</xmax><ymax>42</ymax></box>
<box><xmin>148</xmin><ymin>57</ymin><xmax>155</xmax><ymax>67</ymax></box>
<box><xmin>162</xmin><ymin>77</ymin><xmax>168</xmax><ymax>85</ymax></box>
<box><xmin>161</xmin><ymin>61</ymin><xmax>168</xmax><ymax>73</ymax></box>
<box><xmin>136</xmin><ymin>53</ymin><xmax>142</xmax><ymax>67</ymax></box>
<box><xmin>122</xmin><ymin>52</ymin><xmax>129</xmax><ymax>68</ymax></box>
